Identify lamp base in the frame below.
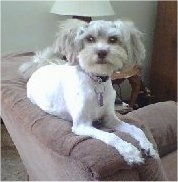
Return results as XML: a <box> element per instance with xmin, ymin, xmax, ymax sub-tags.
<box><xmin>73</xmin><ymin>16</ymin><xmax>92</xmax><ymax>22</ymax></box>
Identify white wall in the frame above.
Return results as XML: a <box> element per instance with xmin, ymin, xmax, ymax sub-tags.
<box><xmin>1</xmin><ymin>1</ymin><xmax>157</xmax><ymax>98</ymax></box>
<box><xmin>1</xmin><ymin>1</ymin><xmax>59</xmax><ymax>53</ymax></box>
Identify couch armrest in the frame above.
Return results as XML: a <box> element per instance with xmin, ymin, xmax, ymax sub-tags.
<box><xmin>1</xmin><ymin>53</ymin><xmax>167</xmax><ymax>181</ymax></box>
<box><xmin>127</xmin><ymin>101</ymin><xmax>177</xmax><ymax>157</ymax></box>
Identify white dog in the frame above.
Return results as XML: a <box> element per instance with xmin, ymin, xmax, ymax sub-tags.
<box><xmin>19</xmin><ymin>19</ymin><xmax>158</xmax><ymax>165</ymax></box>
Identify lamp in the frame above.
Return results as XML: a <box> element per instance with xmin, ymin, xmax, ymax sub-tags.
<box><xmin>50</xmin><ymin>1</ymin><xmax>115</xmax><ymax>22</ymax></box>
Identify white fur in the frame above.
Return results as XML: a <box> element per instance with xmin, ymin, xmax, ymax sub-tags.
<box><xmin>21</xmin><ymin>19</ymin><xmax>159</xmax><ymax>165</ymax></box>
<box><xmin>19</xmin><ymin>47</ymin><xmax>66</xmax><ymax>80</ymax></box>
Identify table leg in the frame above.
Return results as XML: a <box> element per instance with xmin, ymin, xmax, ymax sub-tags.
<box><xmin>128</xmin><ymin>75</ymin><xmax>141</xmax><ymax>108</ymax></box>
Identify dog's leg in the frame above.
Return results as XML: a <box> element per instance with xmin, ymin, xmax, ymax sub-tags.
<box><xmin>72</xmin><ymin>122</ymin><xmax>144</xmax><ymax>164</ymax></box>
<box><xmin>103</xmin><ymin>114</ymin><xmax>159</xmax><ymax>159</ymax></box>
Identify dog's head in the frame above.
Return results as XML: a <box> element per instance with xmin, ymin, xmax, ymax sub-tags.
<box><xmin>54</xmin><ymin>19</ymin><xmax>145</xmax><ymax>76</ymax></box>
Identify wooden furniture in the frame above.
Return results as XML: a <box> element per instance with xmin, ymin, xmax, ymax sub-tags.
<box><xmin>150</xmin><ymin>1</ymin><xmax>177</xmax><ymax>102</ymax></box>
<box><xmin>111</xmin><ymin>65</ymin><xmax>142</xmax><ymax>108</ymax></box>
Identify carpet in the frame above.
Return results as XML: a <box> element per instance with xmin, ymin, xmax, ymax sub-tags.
<box><xmin>1</xmin><ymin>123</ymin><xmax>28</xmax><ymax>181</ymax></box>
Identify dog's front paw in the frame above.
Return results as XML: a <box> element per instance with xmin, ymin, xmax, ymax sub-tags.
<box><xmin>116</xmin><ymin>143</ymin><xmax>144</xmax><ymax>165</ymax></box>
<box><xmin>140</xmin><ymin>141</ymin><xmax>159</xmax><ymax>159</ymax></box>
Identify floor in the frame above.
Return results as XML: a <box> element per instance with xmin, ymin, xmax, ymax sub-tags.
<box><xmin>1</xmin><ymin>123</ymin><xmax>28</xmax><ymax>181</ymax></box>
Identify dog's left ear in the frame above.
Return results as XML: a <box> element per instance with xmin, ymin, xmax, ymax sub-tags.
<box><xmin>114</xmin><ymin>20</ymin><xmax>146</xmax><ymax>67</ymax></box>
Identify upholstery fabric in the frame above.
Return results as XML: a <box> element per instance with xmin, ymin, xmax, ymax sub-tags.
<box><xmin>1</xmin><ymin>53</ymin><xmax>173</xmax><ymax>180</ymax></box>
<box><xmin>127</xmin><ymin>101</ymin><xmax>177</xmax><ymax>157</ymax></box>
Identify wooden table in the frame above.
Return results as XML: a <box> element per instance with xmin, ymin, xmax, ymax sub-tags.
<box><xmin>111</xmin><ymin>65</ymin><xmax>142</xmax><ymax>108</ymax></box>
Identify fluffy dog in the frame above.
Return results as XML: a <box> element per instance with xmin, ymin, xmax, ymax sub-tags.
<box><xmin>19</xmin><ymin>19</ymin><xmax>158</xmax><ymax>164</ymax></box>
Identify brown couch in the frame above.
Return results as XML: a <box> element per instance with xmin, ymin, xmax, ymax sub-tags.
<box><xmin>1</xmin><ymin>53</ymin><xmax>177</xmax><ymax>181</ymax></box>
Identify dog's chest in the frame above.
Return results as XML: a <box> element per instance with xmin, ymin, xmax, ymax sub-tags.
<box><xmin>87</xmin><ymin>86</ymin><xmax>114</xmax><ymax>120</ymax></box>
<box><xmin>69</xmin><ymin>77</ymin><xmax>115</xmax><ymax>120</ymax></box>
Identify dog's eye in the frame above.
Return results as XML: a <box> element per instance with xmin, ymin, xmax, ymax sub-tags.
<box><xmin>86</xmin><ymin>36</ymin><xmax>96</xmax><ymax>43</ymax></box>
<box><xmin>108</xmin><ymin>36</ymin><xmax>118</xmax><ymax>44</ymax></box>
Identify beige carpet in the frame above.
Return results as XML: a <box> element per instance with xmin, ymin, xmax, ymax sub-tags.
<box><xmin>1</xmin><ymin>123</ymin><xmax>28</xmax><ymax>181</ymax></box>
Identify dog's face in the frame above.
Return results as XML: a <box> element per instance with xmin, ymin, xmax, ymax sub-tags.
<box><xmin>54</xmin><ymin>19</ymin><xmax>145</xmax><ymax>76</ymax></box>
<box><xmin>76</xmin><ymin>21</ymin><xmax>128</xmax><ymax>76</ymax></box>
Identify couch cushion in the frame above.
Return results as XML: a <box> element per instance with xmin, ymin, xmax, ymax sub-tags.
<box><xmin>161</xmin><ymin>150</ymin><xmax>177</xmax><ymax>181</ymax></box>
<box><xmin>127</xmin><ymin>101</ymin><xmax>177</xmax><ymax>157</ymax></box>
<box><xmin>1</xmin><ymin>53</ymin><xmax>167</xmax><ymax>180</ymax></box>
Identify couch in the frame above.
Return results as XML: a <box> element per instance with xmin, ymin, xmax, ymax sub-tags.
<box><xmin>1</xmin><ymin>52</ymin><xmax>177</xmax><ymax>181</ymax></box>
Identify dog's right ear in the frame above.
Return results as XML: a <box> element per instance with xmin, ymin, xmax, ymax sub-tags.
<box><xmin>53</xmin><ymin>19</ymin><xmax>88</xmax><ymax>65</ymax></box>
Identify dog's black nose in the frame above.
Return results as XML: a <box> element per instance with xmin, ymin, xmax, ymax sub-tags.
<box><xmin>97</xmin><ymin>50</ymin><xmax>108</xmax><ymax>59</ymax></box>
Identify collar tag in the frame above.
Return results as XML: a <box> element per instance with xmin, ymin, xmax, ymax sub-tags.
<box><xmin>97</xmin><ymin>92</ymin><xmax>104</xmax><ymax>106</ymax></box>
<box><xmin>94</xmin><ymin>84</ymin><xmax>105</xmax><ymax>107</ymax></box>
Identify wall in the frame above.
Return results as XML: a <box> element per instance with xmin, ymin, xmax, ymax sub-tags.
<box><xmin>1</xmin><ymin>1</ymin><xmax>157</xmax><ymax>98</ymax></box>
<box><xmin>1</xmin><ymin>1</ymin><xmax>60</xmax><ymax>53</ymax></box>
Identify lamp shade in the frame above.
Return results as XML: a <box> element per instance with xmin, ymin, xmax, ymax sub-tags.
<box><xmin>50</xmin><ymin>1</ymin><xmax>115</xmax><ymax>17</ymax></box>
